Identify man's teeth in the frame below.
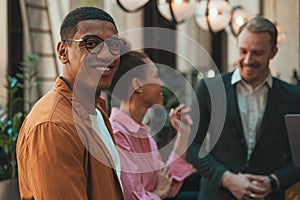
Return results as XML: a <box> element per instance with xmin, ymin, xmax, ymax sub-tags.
<box><xmin>96</xmin><ymin>66</ymin><xmax>111</xmax><ymax>71</ymax></box>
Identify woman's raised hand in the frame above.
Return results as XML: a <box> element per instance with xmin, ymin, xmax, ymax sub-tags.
<box><xmin>169</xmin><ymin>104</ymin><xmax>193</xmax><ymax>134</ymax></box>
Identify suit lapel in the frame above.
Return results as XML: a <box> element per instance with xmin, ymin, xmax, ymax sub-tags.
<box><xmin>256</xmin><ymin>80</ymin><xmax>283</xmax><ymax>141</ymax></box>
<box><xmin>226</xmin><ymin>76</ymin><xmax>244</xmax><ymax>137</ymax></box>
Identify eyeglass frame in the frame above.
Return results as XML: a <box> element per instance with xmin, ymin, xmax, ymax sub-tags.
<box><xmin>63</xmin><ymin>34</ymin><xmax>127</xmax><ymax>55</ymax></box>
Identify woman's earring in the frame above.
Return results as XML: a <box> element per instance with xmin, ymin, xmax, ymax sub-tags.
<box><xmin>136</xmin><ymin>83</ymin><xmax>142</xmax><ymax>93</ymax></box>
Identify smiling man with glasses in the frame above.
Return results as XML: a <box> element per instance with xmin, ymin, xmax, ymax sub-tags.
<box><xmin>17</xmin><ymin>7</ymin><xmax>124</xmax><ymax>200</ymax></box>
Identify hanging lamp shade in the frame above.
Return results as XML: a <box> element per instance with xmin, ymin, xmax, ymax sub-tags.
<box><xmin>115</xmin><ymin>0</ymin><xmax>150</xmax><ymax>12</ymax></box>
<box><xmin>157</xmin><ymin>0</ymin><xmax>197</xmax><ymax>24</ymax></box>
<box><xmin>195</xmin><ymin>0</ymin><xmax>231</xmax><ymax>32</ymax></box>
<box><xmin>276</xmin><ymin>23</ymin><xmax>287</xmax><ymax>44</ymax></box>
<box><xmin>229</xmin><ymin>6</ymin><xmax>252</xmax><ymax>37</ymax></box>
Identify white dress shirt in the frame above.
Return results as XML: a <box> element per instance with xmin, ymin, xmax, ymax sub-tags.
<box><xmin>231</xmin><ymin>68</ymin><xmax>273</xmax><ymax>160</ymax></box>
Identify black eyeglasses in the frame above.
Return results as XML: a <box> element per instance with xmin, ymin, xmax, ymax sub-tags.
<box><xmin>63</xmin><ymin>35</ymin><xmax>127</xmax><ymax>55</ymax></box>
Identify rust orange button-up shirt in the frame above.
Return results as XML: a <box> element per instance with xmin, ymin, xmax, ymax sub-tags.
<box><xmin>17</xmin><ymin>77</ymin><xmax>124</xmax><ymax>200</ymax></box>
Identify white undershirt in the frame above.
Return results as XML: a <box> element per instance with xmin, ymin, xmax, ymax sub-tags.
<box><xmin>90</xmin><ymin>109</ymin><xmax>123</xmax><ymax>191</ymax></box>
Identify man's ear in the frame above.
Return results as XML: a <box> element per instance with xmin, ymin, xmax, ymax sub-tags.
<box><xmin>270</xmin><ymin>46</ymin><xmax>278</xmax><ymax>59</ymax></box>
<box><xmin>57</xmin><ymin>41</ymin><xmax>68</xmax><ymax>64</ymax></box>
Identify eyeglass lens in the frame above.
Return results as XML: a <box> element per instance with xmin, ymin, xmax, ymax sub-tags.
<box><xmin>85</xmin><ymin>36</ymin><xmax>125</xmax><ymax>55</ymax></box>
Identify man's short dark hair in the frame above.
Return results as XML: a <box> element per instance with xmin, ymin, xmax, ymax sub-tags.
<box><xmin>60</xmin><ymin>6</ymin><xmax>117</xmax><ymax>41</ymax></box>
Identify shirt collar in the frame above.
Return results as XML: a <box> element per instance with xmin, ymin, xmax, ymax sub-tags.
<box><xmin>231</xmin><ymin>68</ymin><xmax>273</xmax><ymax>88</ymax></box>
<box><xmin>55</xmin><ymin>76</ymin><xmax>108</xmax><ymax>122</ymax></box>
<box><xmin>110</xmin><ymin>108</ymin><xmax>150</xmax><ymax>137</ymax></box>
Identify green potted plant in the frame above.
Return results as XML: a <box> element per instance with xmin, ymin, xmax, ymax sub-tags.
<box><xmin>0</xmin><ymin>54</ymin><xmax>39</xmax><ymax>199</ymax></box>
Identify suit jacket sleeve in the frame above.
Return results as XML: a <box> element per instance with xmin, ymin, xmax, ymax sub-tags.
<box><xmin>187</xmin><ymin>79</ymin><xmax>228</xmax><ymax>188</ymax></box>
<box><xmin>271</xmin><ymin>83</ymin><xmax>300</xmax><ymax>190</ymax></box>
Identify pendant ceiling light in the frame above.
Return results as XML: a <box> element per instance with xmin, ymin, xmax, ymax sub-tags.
<box><xmin>195</xmin><ymin>0</ymin><xmax>231</xmax><ymax>32</ymax></box>
<box><xmin>116</xmin><ymin>0</ymin><xmax>151</xmax><ymax>12</ymax></box>
<box><xmin>229</xmin><ymin>6</ymin><xmax>252</xmax><ymax>37</ymax></box>
<box><xmin>276</xmin><ymin>23</ymin><xmax>287</xmax><ymax>44</ymax></box>
<box><xmin>157</xmin><ymin>0</ymin><xmax>198</xmax><ymax>24</ymax></box>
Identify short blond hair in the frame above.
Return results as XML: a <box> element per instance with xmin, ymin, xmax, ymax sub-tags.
<box><xmin>238</xmin><ymin>16</ymin><xmax>278</xmax><ymax>49</ymax></box>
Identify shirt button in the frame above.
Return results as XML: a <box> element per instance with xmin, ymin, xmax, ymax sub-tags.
<box><xmin>245</xmin><ymin>162</ymin><xmax>249</xmax><ymax>168</ymax></box>
<box><xmin>241</xmin><ymin>139</ymin><xmax>245</xmax><ymax>144</ymax></box>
